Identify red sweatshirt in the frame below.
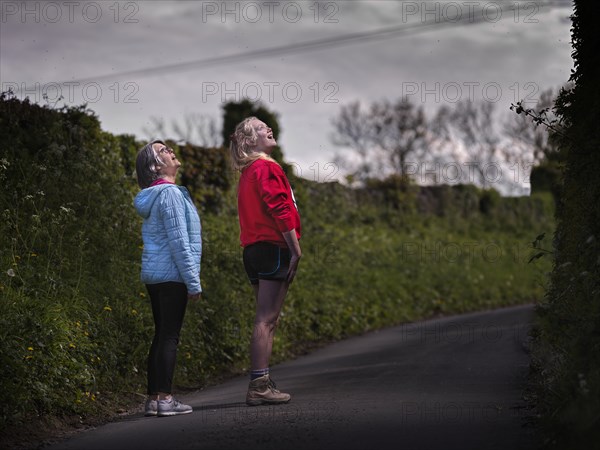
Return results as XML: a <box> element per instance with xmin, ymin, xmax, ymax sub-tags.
<box><xmin>238</xmin><ymin>159</ymin><xmax>301</xmax><ymax>247</ymax></box>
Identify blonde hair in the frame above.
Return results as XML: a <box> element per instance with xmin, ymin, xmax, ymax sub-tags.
<box><xmin>229</xmin><ymin>116</ymin><xmax>277</xmax><ymax>170</ymax></box>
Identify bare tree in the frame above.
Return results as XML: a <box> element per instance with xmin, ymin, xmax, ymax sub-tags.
<box><xmin>143</xmin><ymin>113</ymin><xmax>221</xmax><ymax>147</ymax></box>
<box><xmin>371</xmin><ymin>98</ymin><xmax>428</xmax><ymax>178</ymax></box>
<box><xmin>142</xmin><ymin>116</ymin><xmax>168</xmax><ymax>140</ymax></box>
<box><xmin>172</xmin><ymin>113</ymin><xmax>221</xmax><ymax>148</ymax></box>
<box><xmin>419</xmin><ymin>104</ymin><xmax>462</xmax><ymax>185</ymax></box>
<box><xmin>331</xmin><ymin>97</ymin><xmax>429</xmax><ymax>182</ymax></box>
<box><xmin>330</xmin><ymin>101</ymin><xmax>376</xmax><ymax>181</ymax></box>
<box><xmin>449</xmin><ymin>100</ymin><xmax>502</xmax><ymax>189</ymax></box>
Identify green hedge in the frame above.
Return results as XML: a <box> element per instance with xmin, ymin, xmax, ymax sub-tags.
<box><xmin>528</xmin><ymin>2</ymin><xmax>600</xmax><ymax>447</ymax></box>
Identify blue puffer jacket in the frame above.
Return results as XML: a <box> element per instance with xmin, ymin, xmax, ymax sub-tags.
<box><xmin>134</xmin><ymin>183</ymin><xmax>202</xmax><ymax>294</ymax></box>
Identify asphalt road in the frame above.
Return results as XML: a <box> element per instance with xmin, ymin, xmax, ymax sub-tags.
<box><xmin>46</xmin><ymin>304</ymin><xmax>536</xmax><ymax>450</ymax></box>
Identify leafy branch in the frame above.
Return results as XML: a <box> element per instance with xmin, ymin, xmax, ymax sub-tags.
<box><xmin>528</xmin><ymin>232</ymin><xmax>554</xmax><ymax>263</ymax></box>
<box><xmin>510</xmin><ymin>101</ymin><xmax>571</xmax><ymax>142</ymax></box>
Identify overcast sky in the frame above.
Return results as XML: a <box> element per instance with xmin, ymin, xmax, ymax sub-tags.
<box><xmin>1</xmin><ymin>0</ymin><xmax>573</xmax><ymax>189</ymax></box>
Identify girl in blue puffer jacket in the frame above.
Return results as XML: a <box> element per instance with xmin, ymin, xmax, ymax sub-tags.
<box><xmin>134</xmin><ymin>139</ymin><xmax>202</xmax><ymax>417</ymax></box>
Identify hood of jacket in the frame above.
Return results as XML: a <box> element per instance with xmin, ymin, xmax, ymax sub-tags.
<box><xmin>134</xmin><ymin>184</ymin><xmax>175</xmax><ymax>219</ymax></box>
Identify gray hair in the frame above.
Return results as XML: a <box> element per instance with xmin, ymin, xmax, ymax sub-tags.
<box><xmin>135</xmin><ymin>139</ymin><xmax>167</xmax><ymax>189</ymax></box>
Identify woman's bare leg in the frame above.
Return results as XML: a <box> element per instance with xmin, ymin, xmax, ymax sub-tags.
<box><xmin>250</xmin><ymin>280</ymin><xmax>288</xmax><ymax>370</ymax></box>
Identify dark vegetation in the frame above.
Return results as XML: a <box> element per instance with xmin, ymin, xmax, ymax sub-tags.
<box><xmin>526</xmin><ymin>2</ymin><xmax>600</xmax><ymax>448</ymax></box>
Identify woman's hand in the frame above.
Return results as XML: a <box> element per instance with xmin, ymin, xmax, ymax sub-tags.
<box><xmin>282</xmin><ymin>229</ymin><xmax>302</xmax><ymax>284</ymax></box>
<box><xmin>188</xmin><ymin>292</ymin><xmax>201</xmax><ymax>301</ymax></box>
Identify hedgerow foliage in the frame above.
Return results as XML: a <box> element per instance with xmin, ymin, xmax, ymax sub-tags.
<box><xmin>0</xmin><ymin>92</ymin><xmax>554</xmax><ymax>437</ymax></box>
<box><xmin>529</xmin><ymin>2</ymin><xmax>600</xmax><ymax>447</ymax></box>
<box><xmin>0</xmin><ymin>92</ymin><xmax>145</xmax><ymax>426</ymax></box>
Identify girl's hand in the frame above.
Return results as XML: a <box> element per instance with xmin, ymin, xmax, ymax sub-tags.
<box><xmin>287</xmin><ymin>254</ymin><xmax>301</xmax><ymax>283</ymax></box>
<box><xmin>282</xmin><ymin>229</ymin><xmax>302</xmax><ymax>284</ymax></box>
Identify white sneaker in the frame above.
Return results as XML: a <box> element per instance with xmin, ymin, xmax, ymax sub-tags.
<box><xmin>144</xmin><ymin>398</ymin><xmax>158</xmax><ymax>417</ymax></box>
<box><xmin>157</xmin><ymin>397</ymin><xmax>193</xmax><ymax>417</ymax></box>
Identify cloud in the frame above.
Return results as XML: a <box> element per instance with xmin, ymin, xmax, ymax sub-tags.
<box><xmin>1</xmin><ymin>0</ymin><xmax>573</xmax><ymax>183</ymax></box>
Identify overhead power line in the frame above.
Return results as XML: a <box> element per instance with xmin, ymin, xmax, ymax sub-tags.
<box><xmin>12</xmin><ymin>2</ymin><xmax>563</xmax><ymax>92</ymax></box>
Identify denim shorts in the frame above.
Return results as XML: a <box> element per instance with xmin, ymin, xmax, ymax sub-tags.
<box><xmin>243</xmin><ymin>242</ymin><xmax>291</xmax><ymax>285</ymax></box>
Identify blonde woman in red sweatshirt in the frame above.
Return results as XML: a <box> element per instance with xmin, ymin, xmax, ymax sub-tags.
<box><xmin>230</xmin><ymin>117</ymin><xmax>302</xmax><ymax>406</ymax></box>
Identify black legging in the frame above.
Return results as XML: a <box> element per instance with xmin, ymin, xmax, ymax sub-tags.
<box><xmin>146</xmin><ymin>282</ymin><xmax>188</xmax><ymax>395</ymax></box>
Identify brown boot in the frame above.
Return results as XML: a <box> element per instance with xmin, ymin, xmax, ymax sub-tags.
<box><xmin>246</xmin><ymin>374</ymin><xmax>291</xmax><ymax>406</ymax></box>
